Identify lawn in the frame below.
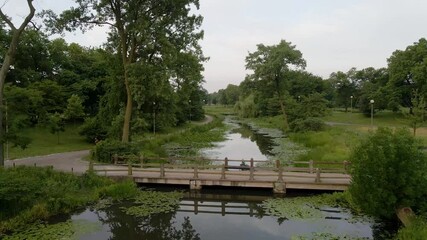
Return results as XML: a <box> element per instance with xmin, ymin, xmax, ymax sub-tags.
<box><xmin>7</xmin><ymin>124</ymin><xmax>92</xmax><ymax>160</ymax></box>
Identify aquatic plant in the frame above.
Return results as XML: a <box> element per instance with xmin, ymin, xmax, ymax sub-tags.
<box><xmin>3</xmin><ymin>219</ymin><xmax>101</xmax><ymax>240</ymax></box>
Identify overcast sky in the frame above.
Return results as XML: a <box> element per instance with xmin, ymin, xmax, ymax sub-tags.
<box><xmin>3</xmin><ymin>0</ymin><xmax>427</xmax><ymax>93</ymax></box>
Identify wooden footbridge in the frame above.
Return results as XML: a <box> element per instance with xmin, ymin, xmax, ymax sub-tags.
<box><xmin>90</xmin><ymin>155</ymin><xmax>351</xmax><ymax>194</ymax></box>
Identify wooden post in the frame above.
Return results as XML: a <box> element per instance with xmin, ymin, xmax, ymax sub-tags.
<box><xmin>71</xmin><ymin>167</ymin><xmax>74</xmax><ymax>174</ymax></box>
<box><xmin>278</xmin><ymin>167</ymin><xmax>284</xmax><ymax>182</ymax></box>
<box><xmin>13</xmin><ymin>162</ymin><xmax>15</xmax><ymax>168</ymax></box>
<box><xmin>250</xmin><ymin>158</ymin><xmax>254</xmax><ymax>168</ymax></box>
<box><xmin>194</xmin><ymin>200</ymin><xmax>199</xmax><ymax>215</ymax></box>
<box><xmin>160</xmin><ymin>164</ymin><xmax>165</xmax><ymax>178</ymax></box>
<box><xmin>221</xmin><ymin>165</ymin><xmax>226</xmax><ymax>180</ymax></box>
<box><xmin>89</xmin><ymin>161</ymin><xmax>94</xmax><ymax>172</ymax></box>
<box><xmin>249</xmin><ymin>167</ymin><xmax>254</xmax><ymax>180</ymax></box>
<box><xmin>140</xmin><ymin>155</ymin><xmax>144</xmax><ymax>168</ymax></box>
<box><xmin>224</xmin><ymin>157</ymin><xmax>228</xmax><ymax>168</ymax></box>
<box><xmin>128</xmin><ymin>162</ymin><xmax>132</xmax><ymax>176</ymax></box>
<box><xmin>34</xmin><ymin>163</ymin><xmax>37</xmax><ymax>167</ymax></box>
<box><xmin>193</xmin><ymin>165</ymin><xmax>199</xmax><ymax>179</ymax></box>
<box><xmin>309</xmin><ymin>160</ymin><xmax>314</xmax><ymax>173</ymax></box>
<box><xmin>275</xmin><ymin>160</ymin><xmax>280</xmax><ymax>169</ymax></box>
<box><xmin>113</xmin><ymin>154</ymin><xmax>118</xmax><ymax>164</ymax></box>
<box><xmin>221</xmin><ymin>202</ymin><xmax>226</xmax><ymax>216</ymax></box>
<box><xmin>315</xmin><ymin>168</ymin><xmax>321</xmax><ymax>183</ymax></box>
<box><xmin>343</xmin><ymin>160</ymin><xmax>348</xmax><ymax>173</ymax></box>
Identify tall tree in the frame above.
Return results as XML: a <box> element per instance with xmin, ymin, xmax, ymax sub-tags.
<box><xmin>388</xmin><ymin>38</ymin><xmax>427</xmax><ymax>111</ymax></box>
<box><xmin>0</xmin><ymin>0</ymin><xmax>35</xmax><ymax>166</ymax></box>
<box><xmin>45</xmin><ymin>0</ymin><xmax>203</xmax><ymax>142</ymax></box>
<box><xmin>245</xmin><ymin>40</ymin><xmax>306</xmax><ymax>130</ymax></box>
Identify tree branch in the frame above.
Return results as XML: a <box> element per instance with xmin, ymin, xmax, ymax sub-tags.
<box><xmin>0</xmin><ymin>6</ymin><xmax>16</xmax><ymax>31</ymax></box>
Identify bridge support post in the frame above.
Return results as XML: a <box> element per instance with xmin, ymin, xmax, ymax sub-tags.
<box><xmin>273</xmin><ymin>181</ymin><xmax>286</xmax><ymax>194</ymax></box>
<box><xmin>315</xmin><ymin>168</ymin><xmax>321</xmax><ymax>183</ymax></box>
<box><xmin>249</xmin><ymin>167</ymin><xmax>254</xmax><ymax>180</ymax></box>
<box><xmin>221</xmin><ymin>165</ymin><xmax>226</xmax><ymax>180</ymax></box>
<box><xmin>278</xmin><ymin>167</ymin><xmax>284</xmax><ymax>182</ymax></box>
<box><xmin>113</xmin><ymin>154</ymin><xmax>118</xmax><ymax>164</ymax></box>
<box><xmin>140</xmin><ymin>155</ymin><xmax>144</xmax><ymax>168</ymax></box>
<box><xmin>193</xmin><ymin>166</ymin><xmax>199</xmax><ymax>179</ymax></box>
<box><xmin>309</xmin><ymin>160</ymin><xmax>314</xmax><ymax>173</ymax></box>
<box><xmin>343</xmin><ymin>161</ymin><xmax>348</xmax><ymax>173</ymax></box>
<box><xmin>88</xmin><ymin>161</ymin><xmax>94</xmax><ymax>172</ymax></box>
<box><xmin>190</xmin><ymin>180</ymin><xmax>202</xmax><ymax>190</ymax></box>
<box><xmin>250</xmin><ymin>158</ymin><xmax>254</xmax><ymax>168</ymax></box>
<box><xmin>128</xmin><ymin>163</ymin><xmax>133</xmax><ymax>176</ymax></box>
<box><xmin>160</xmin><ymin>164</ymin><xmax>165</xmax><ymax>178</ymax></box>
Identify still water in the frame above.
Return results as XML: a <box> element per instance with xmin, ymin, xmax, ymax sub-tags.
<box><xmin>202</xmin><ymin>118</ymin><xmax>276</xmax><ymax>162</ymax></box>
<box><xmin>69</xmin><ymin>188</ymin><xmax>373</xmax><ymax>240</ymax></box>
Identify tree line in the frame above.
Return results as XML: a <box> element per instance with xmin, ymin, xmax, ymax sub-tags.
<box><xmin>0</xmin><ymin>0</ymin><xmax>208</xmax><ymax>165</ymax></box>
<box><xmin>210</xmin><ymin>38</ymin><xmax>427</xmax><ymax>132</ymax></box>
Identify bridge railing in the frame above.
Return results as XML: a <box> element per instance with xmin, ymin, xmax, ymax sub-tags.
<box><xmin>91</xmin><ymin>155</ymin><xmax>350</xmax><ymax>183</ymax></box>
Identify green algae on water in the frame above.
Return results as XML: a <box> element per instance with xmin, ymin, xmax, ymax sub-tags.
<box><xmin>3</xmin><ymin>219</ymin><xmax>102</xmax><ymax>240</ymax></box>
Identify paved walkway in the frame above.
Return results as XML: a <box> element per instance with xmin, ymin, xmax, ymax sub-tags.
<box><xmin>5</xmin><ymin>150</ymin><xmax>90</xmax><ymax>173</ymax></box>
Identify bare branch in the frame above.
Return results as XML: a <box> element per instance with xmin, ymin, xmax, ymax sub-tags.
<box><xmin>0</xmin><ymin>6</ymin><xmax>16</xmax><ymax>30</ymax></box>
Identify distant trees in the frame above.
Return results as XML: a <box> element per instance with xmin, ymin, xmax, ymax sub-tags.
<box><xmin>245</xmin><ymin>40</ymin><xmax>306</xmax><ymax>130</ymax></box>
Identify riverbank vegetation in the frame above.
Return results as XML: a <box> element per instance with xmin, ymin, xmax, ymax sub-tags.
<box><xmin>0</xmin><ymin>166</ymin><xmax>185</xmax><ymax>238</ymax></box>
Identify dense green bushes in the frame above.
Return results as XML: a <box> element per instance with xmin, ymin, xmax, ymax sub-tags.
<box><xmin>94</xmin><ymin>139</ymin><xmax>140</xmax><ymax>162</ymax></box>
<box><xmin>0</xmin><ymin>166</ymin><xmax>138</xmax><ymax>235</ymax></box>
<box><xmin>349</xmin><ymin>128</ymin><xmax>427</xmax><ymax>220</ymax></box>
<box><xmin>290</xmin><ymin>117</ymin><xmax>325</xmax><ymax>133</ymax></box>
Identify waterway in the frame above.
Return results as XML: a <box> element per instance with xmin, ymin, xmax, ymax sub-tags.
<box><xmin>53</xmin><ymin>188</ymin><xmax>374</xmax><ymax>240</ymax></box>
<box><xmin>4</xmin><ymin>117</ymin><xmax>387</xmax><ymax>239</ymax></box>
<box><xmin>201</xmin><ymin>118</ymin><xmax>277</xmax><ymax>164</ymax></box>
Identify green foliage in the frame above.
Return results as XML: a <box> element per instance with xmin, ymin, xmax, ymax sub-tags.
<box><xmin>78</xmin><ymin>117</ymin><xmax>108</xmax><ymax>143</ymax></box>
<box><xmin>3</xmin><ymin>219</ymin><xmax>102</xmax><ymax>240</ymax></box>
<box><xmin>48</xmin><ymin>112</ymin><xmax>65</xmax><ymax>144</ymax></box>
<box><xmin>394</xmin><ymin>218</ymin><xmax>427</xmax><ymax>240</ymax></box>
<box><xmin>64</xmin><ymin>94</ymin><xmax>85</xmax><ymax>122</ymax></box>
<box><xmin>290</xmin><ymin>117</ymin><xmax>326</xmax><ymax>133</ymax></box>
<box><xmin>98</xmin><ymin>180</ymin><xmax>139</xmax><ymax>200</ymax></box>
<box><xmin>121</xmin><ymin>191</ymin><xmax>183</xmax><ymax>218</ymax></box>
<box><xmin>262</xmin><ymin>192</ymin><xmax>361</xmax><ymax>220</ymax></box>
<box><xmin>235</xmin><ymin>94</ymin><xmax>258</xmax><ymax>118</ymax></box>
<box><xmin>0</xmin><ymin>167</ymin><xmax>121</xmax><ymax>235</ymax></box>
<box><xmin>349</xmin><ymin>128</ymin><xmax>427</xmax><ymax>219</ymax></box>
<box><xmin>94</xmin><ymin>139</ymin><xmax>139</xmax><ymax>162</ymax></box>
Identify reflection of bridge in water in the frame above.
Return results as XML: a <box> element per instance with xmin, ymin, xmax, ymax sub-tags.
<box><xmin>179</xmin><ymin>193</ymin><xmax>267</xmax><ymax>217</ymax></box>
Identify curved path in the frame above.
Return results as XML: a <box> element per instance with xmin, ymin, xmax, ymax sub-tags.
<box><xmin>4</xmin><ymin>115</ymin><xmax>215</xmax><ymax>173</ymax></box>
<box><xmin>5</xmin><ymin>150</ymin><xmax>90</xmax><ymax>174</ymax></box>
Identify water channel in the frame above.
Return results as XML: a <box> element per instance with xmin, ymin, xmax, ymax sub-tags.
<box><xmin>7</xmin><ymin>118</ymin><xmax>385</xmax><ymax>239</ymax></box>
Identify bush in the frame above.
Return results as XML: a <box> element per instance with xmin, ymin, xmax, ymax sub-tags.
<box><xmin>290</xmin><ymin>117</ymin><xmax>325</xmax><ymax>132</ymax></box>
<box><xmin>94</xmin><ymin>139</ymin><xmax>140</xmax><ymax>162</ymax></box>
<box><xmin>395</xmin><ymin>218</ymin><xmax>427</xmax><ymax>240</ymax></box>
<box><xmin>79</xmin><ymin>117</ymin><xmax>108</xmax><ymax>143</ymax></box>
<box><xmin>349</xmin><ymin>128</ymin><xmax>427</xmax><ymax>220</ymax></box>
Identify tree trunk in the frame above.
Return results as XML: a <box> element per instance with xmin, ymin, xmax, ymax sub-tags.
<box><xmin>0</xmin><ymin>0</ymin><xmax>36</xmax><ymax>167</ymax></box>
<box><xmin>278</xmin><ymin>94</ymin><xmax>289</xmax><ymax>131</ymax></box>
<box><xmin>121</xmin><ymin>65</ymin><xmax>132</xmax><ymax>142</ymax></box>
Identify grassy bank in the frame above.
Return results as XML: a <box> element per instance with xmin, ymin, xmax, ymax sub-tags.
<box><xmin>7</xmin><ymin>124</ymin><xmax>92</xmax><ymax>160</ymax></box>
<box><xmin>0</xmin><ymin>166</ymin><xmax>139</xmax><ymax>237</ymax></box>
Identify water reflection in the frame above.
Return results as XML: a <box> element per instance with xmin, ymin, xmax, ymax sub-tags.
<box><xmin>70</xmin><ymin>189</ymin><xmax>373</xmax><ymax>240</ymax></box>
<box><xmin>202</xmin><ymin>118</ymin><xmax>277</xmax><ymax>162</ymax></box>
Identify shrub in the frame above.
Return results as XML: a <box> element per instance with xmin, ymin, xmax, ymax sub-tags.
<box><xmin>79</xmin><ymin>117</ymin><xmax>108</xmax><ymax>143</ymax></box>
<box><xmin>290</xmin><ymin>117</ymin><xmax>325</xmax><ymax>133</ymax></box>
<box><xmin>349</xmin><ymin>128</ymin><xmax>427</xmax><ymax>220</ymax></box>
<box><xmin>94</xmin><ymin>139</ymin><xmax>139</xmax><ymax>162</ymax></box>
<box><xmin>98</xmin><ymin>180</ymin><xmax>139</xmax><ymax>200</ymax></box>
